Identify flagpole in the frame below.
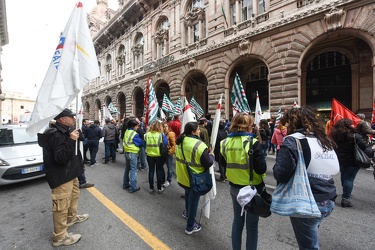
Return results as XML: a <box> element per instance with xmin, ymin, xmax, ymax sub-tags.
<box><xmin>75</xmin><ymin>94</ymin><xmax>79</xmax><ymax>155</ymax></box>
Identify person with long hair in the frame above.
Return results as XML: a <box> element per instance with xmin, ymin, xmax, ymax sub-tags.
<box><xmin>175</xmin><ymin>122</ymin><xmax>214</xmax><ymax>235</ymax></box>
<box><xmin>219</xmin><ymin>113</ymin><xmax>267</xmax><ymax>250</ymax></box>
<box><xmin>163</xmin><ymin>122</ymin><xmax>176</xmax><ymax>187</ymax></box>
<box><xmin>145</xmin><ymin>121</ymin><xmax>168</xmax><ymax>194</ymax></box>
<box><xmin>329</xmin><ymin>118</ymin><xmax>374</xmax><ymax>208</ymax></box>
<box><xmin>273</xmin><ymin>107</ymin><xmax>340</xmax><ymax>249</ymax></box>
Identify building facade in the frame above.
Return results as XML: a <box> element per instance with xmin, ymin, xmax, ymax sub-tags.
<box><xmin>0</xmin><ymin>0</ymin><xmax>9</xmax><ymax>124</ymax></box>
<box><xmin>81</xmin><ymin>0</ymin><xmax>375</xmax><ymax>122</ymax></box>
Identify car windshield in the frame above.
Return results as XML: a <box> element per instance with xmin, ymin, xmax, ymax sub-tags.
<box><xmin>0</xmin><ymin>127</ymin><xmax>38</xmax><ymax>145</ymax></box>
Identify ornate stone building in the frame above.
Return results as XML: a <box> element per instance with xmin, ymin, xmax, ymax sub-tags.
<box><xmin>82</xmin><ymin>0</ymin><xmax>375</xmax><ymax>122</ymax></box>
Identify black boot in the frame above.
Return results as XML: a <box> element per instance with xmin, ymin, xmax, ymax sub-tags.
<box><xmin>341</xmin><ymin>198</ymin><xmax>353</xmax><ymax>208</ymax></box>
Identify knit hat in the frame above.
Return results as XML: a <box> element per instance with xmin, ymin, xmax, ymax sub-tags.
<box><xmin>236</xmin><ymin>186</ymin><xmax>257</xmax><ymax>216</ymax></box>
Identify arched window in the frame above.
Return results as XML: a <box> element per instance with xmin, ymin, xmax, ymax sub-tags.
<box><xmin>105</xmin><ymin>54</ymin><xmax>112</xmax><ymax>82</ymax></box>
<box><xmin>132</xmin><ymin>34</ymin><xmax>144</xmax><ymax>69</ymax></box>
<box><xmin>117</xmin><ymin>44</ymin><xmax>126</xmax><ymax>75</ymax></box>
<box><xmin>188</xmin><ymin>0</ymin><xmax>204</xmax><ymax>11</ymax></box>
<box><xmin>185</xmin><ymin>0</ymin><xmax>206</xmax><ymax>45</ymax></box>
<box><xmin>155</xmin><ymin>18</ymin><xmax>169</xmax><ymax>58</ymax></box>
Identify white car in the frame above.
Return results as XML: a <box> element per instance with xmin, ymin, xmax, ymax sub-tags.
<box><xmin>0</xmin><ymin>125</ymin><xmax>44</xmax><ymax>186</ymax></box>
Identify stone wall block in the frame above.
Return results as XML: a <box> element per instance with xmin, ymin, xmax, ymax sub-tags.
<box><xmin>344</xmin><ymin>8</ymin><xmax>361</xmax><ymax>29</ymax></box>
<box><xmin>353</xmin><ymin>4</ymin><xmax>375</xmax><ymax>29</ymax></box>
<box><xmin>295</xmin><ymin>23</ymin><xmax>318</xmax><ymax>41</ymax></box>
<box><xmin>269</xmin><ymin>72</ymin><xmax>283</xmax><ymax>81</ymax></box>
<box><xmin>293</xmin><ymin>33</ymin><xmax>311</xmax><ymax>47</ymax></box>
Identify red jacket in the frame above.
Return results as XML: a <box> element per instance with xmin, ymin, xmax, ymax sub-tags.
<box><xmin>169</xmin><ymin>119</ymin><xmax>181</xmax><ymax>136</ymax></box>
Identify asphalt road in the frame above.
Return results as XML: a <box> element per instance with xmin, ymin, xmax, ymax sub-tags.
<box><xmin>1</xmin><ymin>143</ymin><xmax>375</xmax><ymax>250</ymax></box>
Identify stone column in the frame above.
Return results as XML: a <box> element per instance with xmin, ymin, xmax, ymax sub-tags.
<box><xmin>253</xmin><ymin>0</ymin><xmax>258</xmax><ymax>16</ymax></box>
<box><xmin>188</xmin><ymin>25</ymin><xmax>191</xmax><ymax>44</ymax></box>
<box><xmin>199</xmin><ymin>19</ymin><xmax>203</xmax><ymax>40</ymax></box>
<box><xmin>236</xmin><ymin>0</ymin><xmax>241</xmax><ymax>24</ymax></box>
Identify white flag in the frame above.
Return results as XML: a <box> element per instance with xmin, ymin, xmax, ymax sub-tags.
<box><xmin>202</xmin><ymin>94</ymin><xmax>222</xmax><ymax>219</ymax></box>
<box><xmin>181</xmin><ymin>97</ymin><xmax>196</xmax><ymax>134</ymax></box>
<box><xmin>254</xmin><ymin>91</ymin><xmax>262</xmax><ymax>127</ymax></box>
<box><xmin>27</xmin><ymin>2</ymin><xmax>100</xmax><ymax>135</ymax></box>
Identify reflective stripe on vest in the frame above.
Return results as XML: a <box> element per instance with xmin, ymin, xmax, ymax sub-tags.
<box><xmin>123</xmin><ymin>130</ymin><xmax>140</xmax><ymax>153</ymax></box>
<box><xmin>145</xmin><ymin>131</ymin><xmax>162</xmax><ymax>157</ymax></box>
<box><xmin>176</xmin><ymin>137</ymin><xmax>207</xmax><ymax>187</ymax></box>
<box><xmin>220</xmin><ymin>136</ymin><xmax>265</xmax><ymax>186</ymax></box>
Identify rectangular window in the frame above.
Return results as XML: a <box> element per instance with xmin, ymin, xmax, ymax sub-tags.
<box><xmin>193</xmin><ymin>24</ymin><xmax>199</xmax><ymax>42</ymax></box>
<box><xmin>231</xmin><ymin>4</ymin><xmax>236</xmax><ymax>25</ymax></box>
<box><xmin>242</xmin><ymin>0</ymin><xmax>253</xmax><ymax>21</ymax></box>
<box><xmin>258</xmin><ymin>0</ymin><xmax>265</xmax><ymax>14</ymax></box>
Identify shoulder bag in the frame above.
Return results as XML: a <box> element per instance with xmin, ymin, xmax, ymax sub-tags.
<box><xmin>270</xmin><ymin>138</ymin><xmax>321</xmax><ymax>218</ymax></box>
<box><xmin>181</xmin><ymin>139</ymin><xmax>212</xmax><ymax>195</ymax></box>
<box><xmin>241</xmin><ymin>137</ymin><xmax>272</xmax><ymax>218</ymax></box>
<box><xmin>159</xmin><ymin>133</ymin><xmax>168</xmax><ymax>157</ymax></box>
<box><xmin>353</xmin><ymin>134</ymin><xmax>371</xmax><ymax>168</ymax></box>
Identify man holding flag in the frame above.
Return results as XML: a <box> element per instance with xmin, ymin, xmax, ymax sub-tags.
<box><xmin>30</xmin><ymin>2</ymin><xmax>100</xmax><ymax>246</ymax></box>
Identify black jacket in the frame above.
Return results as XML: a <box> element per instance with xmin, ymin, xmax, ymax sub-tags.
<box><xmin>335</xmin><ymin>132</ymin><xmax>374</xmax><ymax>168</ymax></box>
<box><xmin>86</xmin><ymin>124</ymin><xmax>102</xmax><ymax>141</ymax></box>
<box><xmin>37</xmin><ymin>122</ymin><xmax>84</xmax><ymax>189</ymax></box>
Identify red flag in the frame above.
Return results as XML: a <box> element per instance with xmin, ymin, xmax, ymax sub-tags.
<box><xmin>329</xmin><ymin>98</ymin><xmax>361</xmax><ymax>134</ymax></box>
<box><xmin>143</xmin><ymin>77</ymin><xmax>150</xmax><ymax>126</ymax></box>
<box><xmin>371</xmin><ymin>100</ymin><xmax>375</xmax><ymax>125</ymax></box>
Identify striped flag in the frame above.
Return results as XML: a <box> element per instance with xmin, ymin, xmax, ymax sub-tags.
<box><xmin>190</xmin><ymin>96</ymin><xmax>204</xmax><ymax>119</ymax></box>
<box><xmin>174</xmin><ymin>98</ymin><xmax>182</xmax><ymax>115</ymax></box>
<box><xmin>231</xmin><ymin>72</ymin><xmax>251</xmax><ymax>115</ymax></box>
<box><xmin>162</xmin><ymin>94</ymin><xmax>175</xmax><ymax>113</ymax></box>
<box><xmin>221</xmin><ymin>2</ymin><xmax>229</xmax><ymax>28</ymax></box>
<box><xmin>146</xmin><ymin>78</ymin><xmax>159</xmax><ymax>125</ymax></box>
<box><xmin>108</xmin><ymin>102</ymin><xmax>120</xmax><ymax>114</ymax></box>
<box><xmin>144</xmin><ymin>77</ymin><xmax>150</xmax><ymax>125</ymax></box>
<box><xmin>275</xmin><ymin>106</ymin><xmax>282</xmax><ymax>126</ymax></box>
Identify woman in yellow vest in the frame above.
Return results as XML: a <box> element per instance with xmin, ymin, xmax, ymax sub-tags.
<box><xmin>145</xmin><ymin>121</ymin><xmax>168</xmax><ymax>194</ymax></box>
<box><xmin>175</xmin><ymin>122</ymin><xmax>214</xmax><ymax>235</ymax></box>
<box><xmin>219</xmin><ymin>113</ymin><xmax>267</xmax><ymax>250</ymax></box>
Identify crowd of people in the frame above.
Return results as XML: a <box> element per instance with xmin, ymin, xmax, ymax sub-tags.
<box><xmin>39</xmin><ymin>106</ymin><xmax>375</xmax><ymax>248</ymax></box>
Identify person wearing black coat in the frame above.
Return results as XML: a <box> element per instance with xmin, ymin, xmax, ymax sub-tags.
<box><xmin>330</xmin><ymin>118</ymin><xmax>375</xmax><ymax>208</ymax></box>
<box><xmin>37</xmin><ymin>108</ymin><xmax>88</xmax><ymax>247</ymax></box>
<box><xmin>86</xmin><ymin>120</ymin><xmax>102</xmax><ymax>166</ymax></box>
<box><xmin>214</xmin><ymin>120</ymin><xmax>228</xmax><ymax>182</ymax></box>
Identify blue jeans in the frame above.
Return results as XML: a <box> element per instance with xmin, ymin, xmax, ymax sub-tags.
<box><xmin>137</xmin><ymin>146</ymin><xmax>147</xmax><ymax>169</ymax></box>
<box><xmin>78</xmin><ymin>172</ymin><xmax>86</xmax><ymax>185</ymax></box>
<box><xmin>88</xmin><ymin>140</ymin><xmax>99</xmax><ymax>165</ymax></box>
<box><xmin>340</xmin><ymin>166</ymin><xmax>360</xmax><ymax>199</ymax></box>
<box><xmin>104</xmin><ymin>140</ymin><xmax>116</xmax><ymax>162</ymax></box>
<box><xmin>123</xmin><ymin>152</ymin><xmax>138</xmax><ymax>191</ymax></box>
<box><xmin>230</xmin><ymin>186</ymin><xmax>259</xmax><ymax>250</ymax></box>
<box><xmin>147</xmin><ymin>156</ymin><xmax>165</xmax><ymax>190</ymax></box>
<box><xmin>184</xmin><ymin>187</ymin><xmax>201</xmax><ymax>230</ymax></box>
<box><xmin>290</xmin><ymin>200</ymin><xmax>335</xmax><ymax>250</ymax></box>
<box><xmin>165</xmin><ymin>154</ymin><xmax>175</xmax><ymax>183</ymax></box>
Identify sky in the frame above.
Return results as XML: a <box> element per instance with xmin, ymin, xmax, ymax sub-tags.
<box><xmin>2</xmin><ymin>0</ymin><xmax>118</xmax><ymax>99</ymax></box>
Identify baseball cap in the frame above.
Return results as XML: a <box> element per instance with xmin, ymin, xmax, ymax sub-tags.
<box><xmin>54</xmin><ymin>108</ymin><xmax>76</xmax><ymax>120</ymax></box>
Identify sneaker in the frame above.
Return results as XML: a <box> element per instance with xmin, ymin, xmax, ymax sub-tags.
<box><xmin>149</xmin><ymin>188</ymin><xmax>155</xmax><ymax>194</ymax></box>
<box><xmin>52</xmin><ymin>232</ymin><xmax>81</xmax><ymax>247</ymax></box>
<box><xmin>163</xmin><ymin>181</ymin><xmax>170</xmax><ymax>187</ymax></box>
<box><xmin>67</xmin><ymin>214</ymin><xmax>89</xmax><ymax>227</ymax></box>
<box><xmin>341</xmin><ymin>198</ymin><xmax>353</xmax><ymax>208</ymax></box>
<box><xmin>185</xmin><ymin>222</ymin><xmax>202</xmax><ymax>235</ymax></box>
<box><xmin>140</xmin><ymin>167</ymin><xmax>148</xmax><ymax>171</ymax></box>
<box><xmin>102</xmin><ymin>161</ymin><xmax>109</xmax><ymax>164</ymax></box>
<box><xmin>182</xmin><ymin>210</ymin><xmax>188</xmax><ymax>220</ymax></box>
<box><xmin>112</xmin><ymin>160</ymin><xmax>116</xmax><ymax>163</ymax></box>
<box><xmin>158</xmin><ymin>187</ymin><xmax>164</xmax><ymax>194</ymax></box>
<box><xmin>216</xmin><ymin>177</ymin><xmax>226</xmax><ymax>183</ymax></box>
<box><xmin>83</xmin><ymin>160</ymin><xmax>90</xmax><ymax>165</ymax></box>
<box><xmin>79</xmin><ymin>183</ymin><xmax>94</xmax><ymax>189</ymax></box>
<box><xmin>129</xmin><ymin>187</ymin><xmax>140</xmax><ymax>193</ymax></box>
